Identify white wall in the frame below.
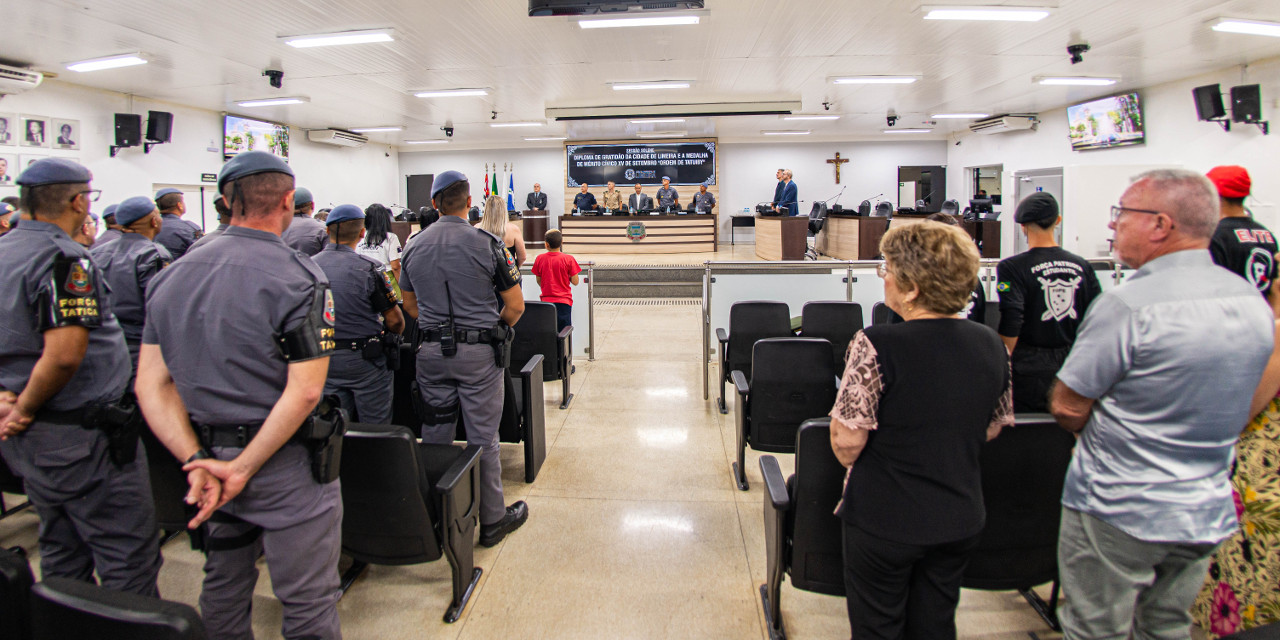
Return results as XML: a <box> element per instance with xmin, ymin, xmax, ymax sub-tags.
<box><xmin>0</xmin><ymin>79</ymin><xmax>398</xmax><ymax>232</ymax></box>
<box><xmin>398</xmin><ymin>147</ymin><xmax>565</xmax><ymax>221</ymax></box>
<box><xmin>947</xmin><ymin>57</ymin><xmax>1280</xmax><ymax>258</ymax></box>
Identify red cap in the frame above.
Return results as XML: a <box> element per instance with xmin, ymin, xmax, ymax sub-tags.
<box><xmin>1206</xmin><ymin>165</ymin><xmax>1251</xmax><ymax>199</ymax></box>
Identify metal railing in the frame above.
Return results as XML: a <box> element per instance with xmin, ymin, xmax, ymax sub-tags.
<box><xmin>520</xmin><ymin>261</ymin><xmax>596</xmax><ymax>362</ymax></box>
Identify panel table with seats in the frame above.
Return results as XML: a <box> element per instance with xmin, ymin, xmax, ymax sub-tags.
<box><xmin>560</xmin><ymin>214</ymin><xmax>716</xmax><ymax>254</ymax></box>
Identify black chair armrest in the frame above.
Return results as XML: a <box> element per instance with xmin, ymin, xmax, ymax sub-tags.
<box><xmin>557</xmin><ymin>326</ymin><xmax>573</xmax><ymax>339</ymax></box>
<box><xmin>436</xmin><ymin>445</ymin><xmax>482</xmax><ymax>496</ymax></box>
<box><xmin>716</xmin><ymin>328</ymin><xmax>728</xmax><ymax>345</ymax></box>
<box><xmin>519</xmin><ymin>354</ymin><xmax>545</xmax><ymax>379</ymax></box>
<box><xmin>760</xmin><ymin>455</ymin><xmax>790</xmax><ymax>511</ymax></box>
<box><xmin>731</xmin><ymin>370</ymin><xmax>750</xmax><ymax>397</ymax></box>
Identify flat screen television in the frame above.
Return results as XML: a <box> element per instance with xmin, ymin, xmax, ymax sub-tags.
<box><xmin>1067</xmin><ymin>92</ymin><xmax>1145</xmax><ymax>151</ymax></box>
<box><xmin>223</xmin><ymin>115</ymin><xmax>290</xmax><ymax>160</ymax></box>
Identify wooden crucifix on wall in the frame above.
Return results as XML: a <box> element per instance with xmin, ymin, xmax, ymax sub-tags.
<box><xmin>827</xmin><ymin>152</ymin><xmax>850</xmax><ymax>184</ymax></box>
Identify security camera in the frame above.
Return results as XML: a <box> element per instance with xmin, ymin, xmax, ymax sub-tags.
<box><xmin>1068</xmin><ymin>43</ymin><xmax>1090</xmax><ymax>65</ymax></box>
<box><xmin>822</xmin><ymin>101</ymin><xmax>831</xmax><ymax>111</ymax></box>
<box><xmin>441</xmin><ymin>126</ymin><xmax>454</xmax><ymax>137</ymax></box>
<box><xmin>886</xmin><ymin>115</ymin><xmax>898</xmax><ymax>127</ymax></box>
<box><xmin>263</xmin><ymin>69</ymin><xmax>284</xmax><ymax>89</ymax></box>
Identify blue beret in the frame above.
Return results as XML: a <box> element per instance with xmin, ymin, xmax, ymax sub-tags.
<box><xmin>217</xmin><ymin>151</ymin><xmax>294</xmax><ymax>194</ymax></box>
<box><xmin>294</xmin><ymin>187</ymin><xmax>314</xmax><ymax>207</ymax></box>
<box><xmin>431</xmin><ymin>170</ymin><xmax>468</xmax><ymax>199</ymax></box>
<box><xmin>0</xmin><ymin>203</ymin><xmax>13</xmax><ymax>217</ymax></box>
<box><xmin>88</xmin><ymin>212</ymin><xmax>99</xmax><ymax>223</ymax></box>
<box><xmin>325</xmin><ymin>204</ymin><xmax>365</xmax><ymax>226</ymax></box>
<box><xmin>154</xmin><ymin>187</ymin><xmax>183</xmax><ymax>201</ymax></box>
<box><xmin>102</xmin><ymin>203</ymin><xmax>119</xmax><ymax>220</ymax></box>
<box><xmin>115</xmin><ymin>196</ymin><xmax>157</xmax><ymax>227</ymax></box>
<box><xmin>16</xmin><ymin>158</ymin><xmax>92</xmax><ymax>187</ymax></box>
<box><xmin>662</xmin><ymin>176</ymin><xmax>670</xmax><ymax>181</ymax></box>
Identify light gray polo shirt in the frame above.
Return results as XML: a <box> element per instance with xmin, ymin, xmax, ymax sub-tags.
<box><xmin>1057</xmin><ymin>249</ymin><xmax>1273</xmax><ymax>543</ymax></box>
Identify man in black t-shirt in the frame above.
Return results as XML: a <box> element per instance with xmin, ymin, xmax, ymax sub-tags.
<box><xmin>1206</xmin><ymin>165</ymin><xmax>1276</xmax><ymax>295</ymax></box>
<box><xmin>996</xmin><ymin>193</ymin><xmax>1102</xmax><ymax>412</ymax></box>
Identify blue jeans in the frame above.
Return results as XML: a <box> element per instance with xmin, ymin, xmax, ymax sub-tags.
<box><xmin>554</xmin><ymin>303</ymin><xmax>572</xmax><ymax>333</ymax></box>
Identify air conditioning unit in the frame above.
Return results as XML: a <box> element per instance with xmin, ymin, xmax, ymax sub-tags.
<box><xmin>530</xmin><ymin>0</ymin><xmax>704</xmax><ymax>16</ymax></box>
<box><xmin>306</xmin><ymin>128</ymin><xmax>368</xmax><ymax>147</ymax></box>
<box><xmin>0</xmin><ymin>64</ymin><xmax>43</xmax><ymax>96</ymax></box>
<box><xmin>968</xmin><ymin>114</ymin><xmax>1038</xmax><ymax>135</ymax></box>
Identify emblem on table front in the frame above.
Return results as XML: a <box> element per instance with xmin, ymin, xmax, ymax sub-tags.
<box><xmin>626</xmin><ymin>222</ymin><xmax>646</xmax><ymax>241</ymax></box>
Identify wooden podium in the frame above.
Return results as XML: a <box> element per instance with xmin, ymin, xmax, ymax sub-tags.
<box><xmin>755</xmin><ymin>216</ymin><xmax>808</xmax><ymax>260</ymax></box>
<box><xmin>522</xmin><ymin>210</ymin><xmax>549</xmax><ymax>248</ymax></box>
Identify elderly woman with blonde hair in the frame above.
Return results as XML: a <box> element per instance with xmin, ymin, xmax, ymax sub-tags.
<box><xmin>829</xmin><ymin>221</ymin><xmax>1013</xmax><ymax>639</ymax></box>
<box><xmin>478</xmin><ymin>195</ymin><xmax>526</xmax><ymax>267</ymax></box>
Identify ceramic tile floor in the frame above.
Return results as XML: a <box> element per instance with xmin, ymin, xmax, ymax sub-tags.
<box><xmin>0</xmin><ymin>298</ymin><xmax>1075</xmax><ymax>639</ymax></box>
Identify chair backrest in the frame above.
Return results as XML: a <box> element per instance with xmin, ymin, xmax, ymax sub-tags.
<box><xmin>983</xmin><ymin>300</ymin><xmax>1001</xmax><ymax>333</ymax></box>
<box><xmin>747</xmin><ymin>338</ymin><xmax>838</xmax><ymax>452</ymax></box>
<box><xmin>30</xmin><ymin>576</ymin><xmax>206</xmax><ymax>640</ymax></box>
<box><xmin>512</xmin><ymin>301</ymin><xmax>563</xmax><ymax>381</ymax></box>
<box><xmin>788</xmin><ymin>419</ymin><xmax>846</xmax><ymax>596</ymax></box>
<box><xmin>726</xmin><ymin>301</ymin><xmax>792</xmax><ymax>382</ymax></box>
<box><xmin>963</xmin><ymin>414</ymin><xmax>1075</xmax><ymax>591</ymax></box>
<box><xmin>339</xmin><ymin>425</ymin><xmax>443</xmax><ymax>565</ymax></box>
<box><xmin>141</xmin><ymin>430</ymin><xmax>190</xmax><ymax>533</ymax></box>
<box><xmin>800</xmin><ymin>301</ymin><xmax>863</xmax><ymax>368</ymax></box>
<box><xmin>870</xmin><ymin>301</ymin><xmax>895</xmax><ymax>326</ymax></box>
<box><xmin>0</xmin><ymin>546</ymin><xmax>33</xmax><ymax>640</ymax></box>
<box><xmin>0</xmin><ymin>453</ymin><xmax>23</xmax><ymax>496</ymax></box>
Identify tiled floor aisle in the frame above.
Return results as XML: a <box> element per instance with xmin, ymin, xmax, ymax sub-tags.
<box><xmin>0</xmin><ymin>299</ymin><xmax>1068</xmax><ymax>639</ymax></box>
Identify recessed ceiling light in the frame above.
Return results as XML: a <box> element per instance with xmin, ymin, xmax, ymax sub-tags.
<box><xmin>1211</xmin><ymin>18</ymin><xmax>1280</xmax><ymax>38</ymax></box>
<box><xmin>403</xmin><ymin>139</ymin><xmax>449</xmax><ymax>144</ymax></box>
<box><xmin>611</xmin><ymin>81</ymin><xmax>692</xmax><ymax>91</ymax></box>
<box><xmin>922</xmin><ymin>6</ymin><xmax>1051</xmax><ymax>22</ymax></box>
<box><xmin>577</xmin><ymin>13</ymin><xmax>703</xmax><ymax>29</ymax></box>
<box><xmin>281</xmin><ymin>28</ymin><xmax>394</xmax><ymax>48</ymax></box>
<box><xmin>524</xmin><ymin>136</ymin><xmax>569</xmax><ymax>141</ymax></box>
<box><xmin>66</xmin><ymin>53</ymin><xmax>147</xmax><ymax>72</ymax></box>
<box><xmin>931</xmin><ymin>113</ymin><xmax>991</xmax><ymax>119</ymax></box>
<box><xmin>883</xmin><ymin>129</ymin><xmax>933</xmax><ymax>134</ymax></box>
<box><xmin>762</xmin><ymin>130</ymin><xmax>811</xmax><ymax>135</ymax></box>
<box><xmin>413</xmin><ymin>88</ymin><xmax>489</xmax><ymax>98</ymax></box>
<box><xmin>236</xmin><ymin>97</ymin><xmax>310</xmax><ymax>107</ymax></box>
<box><xmin>636</xmin><ymin>131</ymin><xmax>687</xmax><ymax>138</ymax></box>
<box><xmin>348</xmin><ymin>126</ymin><xmax>403</xmax><ymax>133</ymax></box>
<box><xmin>784</xmin><ymin>115</ymin><xmax>841</xmax><ymax>121</ymax></box>
<box><xmin>490</xmin><ymin>122</ymin><xmax>543</xmax><ymax>128</ymax></box>
<box><xmin>1036</xmin><ymin>76</ymin><xmax>1118</xmax><ymax>86</ymax></box>
<box><xmin>831</xmin><ymin>76</ymin><xmax>919</xmax><ymax>85</ymax></box>
<box><xmin>629</xmin><ymin>118</ymin><xmax>687</xmax><ymax>124</ymax></box>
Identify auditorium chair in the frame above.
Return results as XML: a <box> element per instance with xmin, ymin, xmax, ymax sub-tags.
<box><xmin>337</xmin><ymin>424</ymin><xmax>482</xmax><ymax>623</ymax></box>
<box><xmin>30</xmin><ymin>576</ymin><xmax>206</xmax><ymax>639</ymax></box>
<box><xmin>141</xmin><ymin>430</ymin><xmax>192</xmax><ymax>546</ymax></box>
<box><xmin>716</xmin><ymin>301</ymin><xmax>792</xmax><ymax>415</ymax></box>
<box><xmin>0</xmin><ymin>546</ymin><xmax>33</xmax><ymax>640</ymax></box>
<box><xmin>458</xmin><ymin>354</ymin><xmax>548</xmax><ymax>482</ymax></box>
<box><xmin>962</xmin><ymin>413</ymin><xmax>1076</xmax><ymax>632</ymax></box>
<box><xmin>870</xmin><ymin>301</ymin><xmax>895</xmax><ymax>326</ymax></box>
<box><xmin>0</xmin><ymin>456</ymin><xmax>30</xmax><ymax>521</ymax></box>
<box><xmin>512</xmin><ymin>301</ymin><xmax>573</xmax><ymax>410</ymax></box>
<box><xmin>759</xmin><ymin>419</ymin><xmax>846</xmax><ymax>640</ymax></box>
<box><xmin>730</xmin><ymin>338</ymin><xmax>838</xmax><ymax>491</ymax></box>
<box><xmin>798</xmin><ymin>301</ymin><xmax>863</xmax><ymax>368</ymax></box>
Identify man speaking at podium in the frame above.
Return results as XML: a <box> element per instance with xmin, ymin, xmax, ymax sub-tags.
<box><xmin>526</xmin><ymin>183</ymin><xmax>547</xmax><ymax>211</ymax></box>
<box><xmin>774</xmin><ymin>169</ymin><xmax>798</xmax><ymax>216</ymax></box>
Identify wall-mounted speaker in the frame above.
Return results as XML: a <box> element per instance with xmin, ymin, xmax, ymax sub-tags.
<box><xmin>1232</xmin><ymin>84</ymin><xmax>1263</xmax><ymax>123</ymax></box>
<box><xmin>1192</xmin><ymin>84</ymin><xmax>1226</xmax><ymax>121</ymax></box>
<box><xmin>114</xmin><ymin>113</ymin><xmax>142</xmax><ymax>147</ymax></box>
<box><xmin>146</xmin><ymin>110</ymin><xmax>173</xmax><ymax>143</ymax></box>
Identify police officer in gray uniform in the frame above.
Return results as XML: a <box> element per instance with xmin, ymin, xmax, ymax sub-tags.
<box><xmin>656</xmin><ymin>176</ymin><xmax>680</xmax><ymax>212</ymax></box>
<box><xmin>137</xmin><ymin>151</ymin><xmax>342</xmax><ymax>639</ymax></box>
<box><xmin>314</xmin><ymin>204</ymin><xmax>404</xmax><ymax>424</ymax></box>
<box><xmin>282</xmin><ymin>187</ymin><xmax>329</xmax><ymax>256</ymax></box>
<box><xmin>400</xmin><ymin>170</ymin><xmax>528</xmax><ymax>546</ymax></box>
<box><xmin>98</xmin><ymin>203</ymin><xmax>124</xmax><ymax>245</ymax></box>
<box><xmin>90</xmin><ymin>196</ymin><xmax>172</xmax><ymax>378</ymax></box>
<box><xmin>153</xmin><ymin>188</ymin><xmax>202</xmax><ymax>260</ymax></box>
<box><xmin>0</xmin><ymin>158</ymin><xmax>161</xmax><ymax>596</ymax></box>
<box><xmin>188</xmin><ymin>194</ymin><xmax>232</xmax><ymax>252</ymax></box>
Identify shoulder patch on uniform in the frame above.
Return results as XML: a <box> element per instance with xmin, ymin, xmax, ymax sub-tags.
<box><xmin>323</xmin><ymin>288</ymin><xmax>336</xmax><ymax>326</ymax></box>
<box><xmin>996</xmin><ymin>281</ymin><xmax>1011</xmax><ymax>292</ymax></box>
<box><xmin>65</xmin><ymin>261</ymin><xmax>92</xmax><ymax>295</ymax></box>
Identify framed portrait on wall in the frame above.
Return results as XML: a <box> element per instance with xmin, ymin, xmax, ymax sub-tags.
<box><xmin>0</xmin><ymin>153</ymin><xmax>15</xmax><ymax>185</ymax></box>
<box><xmin>19</xmin><ymin>154</ymin><xmax>46</xmax><ymax>171</ymax></box>
<box><xmin>20</xmin><ymin>115</ymin><xmax>49</xmax><ymax>148</ymax></box>
<box><xmin>52</xmin><ymin>119</ymin><xmax>79</xmax><ymax>150</ymax></box>
<box><xmin>0</xmin><ymin>114</ymin><xmax>15</xmax><ymax>146</ymax></box>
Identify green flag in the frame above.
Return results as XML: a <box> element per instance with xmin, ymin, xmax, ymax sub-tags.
<box><xmin>491</xmin><ymin>169</ymin><xmax>499</xmax><ymax>201</ymax></box>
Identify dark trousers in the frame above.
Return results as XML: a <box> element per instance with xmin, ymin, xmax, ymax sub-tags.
<box><xmin>1010</xmin><ymin>344</ymin><xmax>1070</xmax><ymax>413</ymax></box>
<box><xmin>843</xmin><ymin>521</ymin><xmax>979</xmax><ymax>640</ymax></box>
<box><xmin>554</xmin><ymin>302</ymin><xmax>572</xmax><ymax>332</ymax></box>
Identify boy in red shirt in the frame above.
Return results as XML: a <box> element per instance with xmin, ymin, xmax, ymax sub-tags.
<box><xmin>531</xmin><ymin>230</ymin><xmax>581</xmax><ymax>331</ymax></box>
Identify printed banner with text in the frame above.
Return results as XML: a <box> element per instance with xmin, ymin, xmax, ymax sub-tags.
<box><xmin>566</xmin><ymin>142</ymin><xmax>716</xmax><ymax>187</ymax></box>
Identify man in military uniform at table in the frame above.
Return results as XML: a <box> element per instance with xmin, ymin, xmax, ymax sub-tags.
<box><xmin>0</xmin><ymin>158</ymin><xmax>162</xmax><ymax>597</ymax></box>
<box><xmin>601</xmin><ymin>181</ymin><xmax>623</xmax><ymax>212</ymax></box>
<box><xmin>153</xmin><ymin>188</ymin><xmax>202</xmax><ymax>260</ymax></box>
<box><xmin>90</xmin><ymin>196</ymin><xmax>172</xmax><ymax>379</ymax></box>
<box><xmin>656</xmin><ymin>176</ymin><xmax>679</xmax><ymax>212</ymax></box>
<box><xmin>693</xmin><ymin>184</ymin><xmax>716</xmax><ymax>214</ymax></box>
<box><xmin>136</xmin><ymin>150</ymin><xmax>343</xmax><ymax>639</ymax></box>
<box><xmin>400</xmin><ymin>170</ymin><xmax>529</xmax><ymax>547</ymax></box>
<box><xmin>313</xmin><ymin>203</ymin><xmax>404</xmax><ymax>424</ymax></box>
<box><xmin>573</xmin><ymin>183</ymin><xmax>596</xmax><ymax>213</ymax></box>
<box><xmin>282</xmin><ymin>186</ymin><xmax>329</xmax><ymax>256</ymax></box>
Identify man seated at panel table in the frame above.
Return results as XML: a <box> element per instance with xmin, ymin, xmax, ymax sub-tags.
<box><xmin>629</xmin><ymin>184</ymin><xmax>653</xmax><ymax>213</ymax></box>
<box><xmin>573</xmin><ymin>184</ymin><xmax>597</xmax><ymax>214</ymax></box>
<box><xmin>656</xmin><ymin>177</ymin><xmax>680</xmax><ymax>213</ymax></box>
<box><xmin>692</xmin><ymin>185</ymin><xmax>716</xmax><ymax>214</ymax></box>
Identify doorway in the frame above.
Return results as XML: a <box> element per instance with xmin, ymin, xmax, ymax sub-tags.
<box><xmin>1012</xmin><ymin>169</ymin><xmax>1064</xmax><ymax>254</ymax></box>
<box><xmin>897</xmin><ymin>165</ymin><xmax>946</xmax><ymax>213</ymax></box>
<box><xmin>152</xmin><ymin>183</ymin><xmax>217</xmax><ymax>233</ymax></box>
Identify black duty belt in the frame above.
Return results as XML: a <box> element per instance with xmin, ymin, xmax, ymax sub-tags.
<box><xmin>194</xmin><ymin>422</ymin><xmax>266</xmax><ymax>449</ymax></box>
<box><xmin>423</xmin><ymin>328</ymin><xmax>494</xmax><ymax>344</ymax></box>
<box><xmin>35</xmin><ymin>406</ymin><xmax>88</xmax><ymax>425</ymax></box>
<box><xmin>333</xmin><ymin>336</ymin><xmax>380</xmax><ymax>351</ymax></box>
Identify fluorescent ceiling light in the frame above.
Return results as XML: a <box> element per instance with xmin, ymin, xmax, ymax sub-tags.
<box><xmin>66</xmin><ymin>53</ymin><xmax>147</xmax><ymax>72</ymax></box>
<box><xmin>413</xmin><ymin>88</ymin><xmax>489</xmax><ymax>98</ymax></box>
<box><xmin>1211</xmin><ymin>18</ymin><xmax>1280</xmax><ymax>38</ymax></box>
<box><xmin>1036</xmin><ymin>76</ymin><xmax>1118</xmax><ymax>86</ymax></box>
<box><xmin>403</xmin><ymin>139</ymin><xmax>449</xmax><ymax>145</ymax></box>
<box><xmin>762</xmin><ymin>130</ymin><xmax>811</xmax><ymax>135</ymax></box>
<box><xmin>236</xmin><ymin>97</ymin><xmax>309</xmax><ymax>107</ymax></box>
<box><xmin>636</xmin><ymin>131</ymin><xmax>687</xmax><ymax>138</ymax></box>
<box><xmin>525</xmin><ymin>136</ymin><xmax>568</xmax><ymax>141</ymax></box>
<box><xmin>784</xmin><ymin>115</ymin><xmax>841</xmax><ymax>121</ymax></box>
<box><xmin>612</xmin><ymin>81</ymin><xmax>692</xmax><ymax>91</ymax></box>
<box><xmin>281</xmin><ymin>28</ymin><xmax>394</xmax><ymax>48</ymax></box>
<box><xmin>348</xmin><ymin>126</ymin><xmax>402</xmax><ymax>133</ymax></box>
<box><xmin>932</xmin><ymin>112</ymin><xmax>991</xmax><ymax>119</ymax></box>
<box><xmin>922</xmin><ymin>6</ymin><xmax>1051</xmax><ymax>21</ymax></box>
<box><xmin>884</xmin><ymin>129</ymin><xmax>933</xmax><ymax>134</ymax></box>
<box><xmin>490</xmin><ymin>122</ymin><xmax>543</xmax><ymax>128</ymax></box>
<box><xmin>629</xmin><ymin>118</ymin><xmax>687</xmax><ymax>124</ymax></box>
<box><xmin>831</xmin><ymin>76</ymin><xmax>918</xmax><ymax>85</ymax></box>
<box><xmin>578</xmin><ymin>14</ymin><xmax>702</xmax><ymax>29</ymax></box>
